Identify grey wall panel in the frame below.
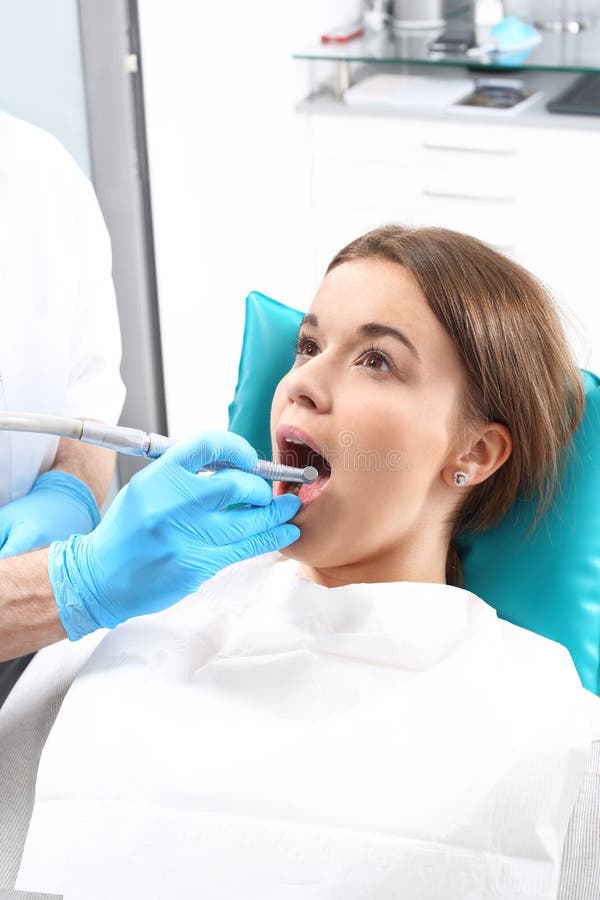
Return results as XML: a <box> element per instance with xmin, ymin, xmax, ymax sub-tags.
<box><xmin>78</xmin><ymin>0</ymin><xmax>167</xmax><ymax>484</ymax></box>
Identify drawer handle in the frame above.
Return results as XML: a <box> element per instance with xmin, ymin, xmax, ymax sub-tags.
<box><xmin>423</xmin><ymin>188</ymin><xmax>516</xmax><ymax>204</ymax></box>
<box><xmin>423</xmin><ymin>142</ymin><xmax>517</xmax><ymax>156</ymax></box>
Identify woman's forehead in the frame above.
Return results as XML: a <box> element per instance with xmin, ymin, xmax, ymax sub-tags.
<box><xmin>309</xmin><ymin>258</ymin><xmax>464</xmax><ymax>380</ymax></box>
<box><xmin>310</xmin><ymin>260</ymin><xmax>436</xmax><ymax>342</ymax></box>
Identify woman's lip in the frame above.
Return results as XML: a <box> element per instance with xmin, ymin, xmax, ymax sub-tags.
<box><xmin>275</xmin><ymin>423</ymin><xmax>330</xmax><ymax>464</ymax></box>
<box><xmin>273</xmin><ymin>467</ymin><xmax>332</xmax><ymax>508</ymax></box>
<box><xmin>273</xmin><ymin>422</ymin><xmax>333</xmax><ymax>508</ymax></box>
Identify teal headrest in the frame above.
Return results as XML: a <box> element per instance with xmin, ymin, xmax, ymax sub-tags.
<box><xmin>228</xmin><ymin>291</ymin><xmax>600</xmax><ymax>695</ymax></box>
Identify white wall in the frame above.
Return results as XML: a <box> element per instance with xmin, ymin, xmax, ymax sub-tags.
<box><xmin>0</xmin><ymin>0</ymin><xmax>90</xmax><ymax>175</ymax></box>
<box><xmin>138</xmin><ymin>0</ymin><xmax>359</xmax><ymax>438</ymax></box>
<box><xmin>506</xmin><ymin>1</ymin><xmax>600</xmax><ymax>21</ymax></box>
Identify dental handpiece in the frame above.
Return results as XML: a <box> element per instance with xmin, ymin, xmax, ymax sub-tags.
<box><xmin>0</xmin><ymin>412</ymin><xmax>318</xmax><ymax>485</ymax></box>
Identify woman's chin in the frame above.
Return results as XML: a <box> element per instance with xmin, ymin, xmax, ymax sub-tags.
<box><xmin>278</xmin><ymin>520</ymin><xmax>335</xmax><ymax>568</ymax></box>
<box><xmin>273</xmin><ymin>478</ymin><xmax>337</xmax><ymax>562</ymax></box>
<box><xmin>277</xmin><ymin>543</ymin><xmax>298</xmax><ymax>560</ymax></box>
<box><xmin>278</xmin><ymin>541</ymin><xmax>316</xmax><ymax>566</ymax></box>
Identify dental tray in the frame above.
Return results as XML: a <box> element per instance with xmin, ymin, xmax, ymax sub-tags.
<box><xmin>450</xmin><ymin>78</ymin><xmax>541</xmax><ymax>115</ymax></box>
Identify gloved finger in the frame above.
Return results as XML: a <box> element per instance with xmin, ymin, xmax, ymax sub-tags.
<box><xmin>0</xmin><ymin>533</ymin><xmax>30</xmax><ymax>559</ymax></box>
<box><xmin>224</xmin><ymin>522</ymin><xmax>301</xmax><ymax>564</ymax></box>
<box><xmin>160</xmin><ymin>430</ymin><xmax>258</xmax><ymax>476</ymax></box>
<box><xmin>213</xmin><ymin>493</ymin><xmax>302</xmax><ymax>545</ymax></box>
<box><xmin>192</xmin><ymin>467</ymin><xmax>275</xmax><ymax>512</ymax></box>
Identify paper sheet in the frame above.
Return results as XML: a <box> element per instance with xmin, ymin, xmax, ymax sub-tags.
<box><xmin>17</xmin><ymin>552</ymin><xmax>594</xmax><ymax>899</ymax></box>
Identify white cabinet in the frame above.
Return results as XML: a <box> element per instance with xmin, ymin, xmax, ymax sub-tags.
<box><xmin>305</xmin><ymin>110</ymin><xmax>600</xmax><ymax>373</ymax></box>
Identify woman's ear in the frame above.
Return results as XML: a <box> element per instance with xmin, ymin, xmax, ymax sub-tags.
<box><xmin>444</xmin><ymin>423</ymin><xmax>512</xmax><ymax>488</ymax></box>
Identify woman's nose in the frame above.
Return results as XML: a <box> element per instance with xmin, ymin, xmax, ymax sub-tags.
<box><xmin>285</xmin><ymin>359</ymin><xmax>332</xmax><ymax>412</ymax></box>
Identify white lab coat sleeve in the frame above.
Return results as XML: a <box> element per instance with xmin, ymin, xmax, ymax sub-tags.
<box><xmin>61</xmin><ymin>162</ymin><xmax>126</xmax><ymax>425</ymax></box>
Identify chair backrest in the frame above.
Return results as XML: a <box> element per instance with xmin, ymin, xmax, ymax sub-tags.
<box><xmin>228</xmin><ymin>291</ymin><xmax>600</xmax><ymax>695</ymax></box>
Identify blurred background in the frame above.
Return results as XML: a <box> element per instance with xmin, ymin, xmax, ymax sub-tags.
<box><xmin>1</xmin><ymin>0</ymin><xmax>598</xmax><ymax>485</ymax></box>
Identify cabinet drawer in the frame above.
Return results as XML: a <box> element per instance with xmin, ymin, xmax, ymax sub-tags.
<box><xmin>312</xmin><ymin>159</ymin><xmax>600</xmax><ymax>250</ymax></box>
<box><xmin>313</xmin><ymin>158</ymin><xmax>522</xmax><ymax>212</ymax></box>
<box><xmin>309</xmin><ymin>114</ymin><xmax>600</xmax><ymax>174</ymax></box>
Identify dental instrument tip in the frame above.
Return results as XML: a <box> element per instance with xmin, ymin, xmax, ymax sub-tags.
<box><xmin>302</xmin><ymin>466</ymin><xmax>319</xmax><ymax>484</ymax></box>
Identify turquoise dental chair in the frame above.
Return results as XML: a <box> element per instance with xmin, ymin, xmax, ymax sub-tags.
<box><xmin>228</xmin><ymin>291</ymin><xmax>600</xmax><ymax>697</ymax></box>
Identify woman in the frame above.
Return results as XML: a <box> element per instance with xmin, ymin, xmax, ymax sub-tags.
<box><xmin>271</xmin><ymin>225</ymin><xmax>581</xmax><ymax>588</ymax></box>
<box><xmin>7</xmin><ymin>226</ymin><xmax>599</xmax><ymax>899</ymax></box>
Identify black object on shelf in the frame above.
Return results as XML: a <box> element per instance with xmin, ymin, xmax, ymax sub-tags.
<box><xmin>547</xmin><ymin>72</ymin><xmax>600</xmax><ymax>115</ymax></box>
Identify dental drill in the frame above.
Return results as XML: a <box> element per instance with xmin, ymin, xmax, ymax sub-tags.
<box><xmin>0</xmin><ymin>412</ymin><xmax>318</xmax><ymax>484</ymax></box>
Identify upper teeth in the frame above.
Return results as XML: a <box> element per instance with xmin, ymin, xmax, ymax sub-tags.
<box><xmin>285</xmin><ymin>438</ymin><xmax>305</xmax><ymax>445</ymax></box>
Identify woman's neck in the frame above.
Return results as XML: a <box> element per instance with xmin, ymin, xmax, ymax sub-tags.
<box><xmin>298</xmin><ymin>540</ymin><xmax>449</xmax><ymax>589</ymax></box>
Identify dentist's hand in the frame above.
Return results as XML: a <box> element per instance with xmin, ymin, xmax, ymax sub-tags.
<box><xmin>0</xmin><ymin>471</ymin><xmax>100</xmax><ymax>559</ymax></box>
<box><xmin>49</xmin><ymin>432</ymin><xmax>301</xmax><ymax>640</ymax></box>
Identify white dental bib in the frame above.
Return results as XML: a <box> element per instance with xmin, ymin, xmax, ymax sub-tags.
<box><xmin>17</xmin><ymin>552</ymin><xmax>592</xmax><ymax>900</ymax></box>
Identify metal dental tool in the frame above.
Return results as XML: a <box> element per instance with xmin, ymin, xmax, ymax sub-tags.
<box><xmin>0</xmin><ymin>412</ymin><xmax>318</xmax><ymax>484</ymax></box>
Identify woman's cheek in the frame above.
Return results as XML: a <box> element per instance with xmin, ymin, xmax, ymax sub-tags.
<box><xmin>269</xmin><ymin>380</ymin><xmax>287</xmax><ymax>435</ymax></box>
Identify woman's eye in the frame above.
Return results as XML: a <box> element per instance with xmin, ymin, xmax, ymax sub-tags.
<box><xmin>361</xmin><ymin>350</ymin><xmax>391</xmax><ymax>373</ymax></box>
<box><xmin>294</xmin><ymin>337</ymin><xmax>396</xmax><ymax>376</ymax></box>
<box><xmin>295</xmin><ymin>337</ymin><xmax>318</xmax><ymax>357</ymax></box>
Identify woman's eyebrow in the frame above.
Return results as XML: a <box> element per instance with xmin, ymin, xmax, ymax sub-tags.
<box><xmin>299</xmin><ymin>314</ymin><xmax>422</xmax><ymax>364</ymax></box>
<box><xmin>359</xmin><ymin>322</ymin><xmax>422</xmax><ymax>363</ymax></box>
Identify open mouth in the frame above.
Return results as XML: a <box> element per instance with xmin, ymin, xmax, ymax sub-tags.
<box><xmin>274</xmin><ymin>427</ymin><xmax>332</xmax><ymax>507</ymax></box>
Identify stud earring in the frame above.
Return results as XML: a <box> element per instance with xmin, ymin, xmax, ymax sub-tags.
<box><xmin>453</xmin><ymin>471</ymin><xmax>470</xmax><ymax>487</ymax></box>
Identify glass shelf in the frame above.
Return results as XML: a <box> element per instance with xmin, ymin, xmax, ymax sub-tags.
<box><xmin>294</xmin><ymin>22</ymin><xmax>600</xmax><ymax>75</ymax></box>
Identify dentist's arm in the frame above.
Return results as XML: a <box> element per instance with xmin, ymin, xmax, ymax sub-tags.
<box><xmin>0</xmin><ymin>549</ymin><xmax>64</xmax><ymax>660</ymax></box>
<box><xmin>0</xmin><ymin>436</ymin><xmax>115</xmax><ymax>657</ymax></box>
<box><xmin>0</xmin><ymin>431</ymin><xmax>301</xmax><ymax>661</ymax></box>
<box><xmin>0</xmin><ymin>436</ymin><xmax>118</xmax><ymax>660</ymax></box>
<box><xmin>50</xmin><ymin>434</ymin><xmax>116</xmax><ymax>507</ymax></box>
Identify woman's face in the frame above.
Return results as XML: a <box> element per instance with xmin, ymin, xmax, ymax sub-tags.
<box><xmin>270</xmin><ymin>258</ymin><xmax>470</xmax><ymax>585</ymax></box>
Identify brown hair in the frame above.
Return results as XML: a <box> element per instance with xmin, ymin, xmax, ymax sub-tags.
<box><xmin>326</xmin><ymin>225</ymin><xmax>584</xmax><ymax>587</ymax></box>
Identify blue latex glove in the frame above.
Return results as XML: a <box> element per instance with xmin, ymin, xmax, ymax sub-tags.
<box><xmin>50</xmin><ymin>431</ymin><xmax>301</xmax><ymax>640</ymax></box>
<box><xmin>0</xmin><ymin>470</ymin><xmax>100</xmax><ymax>559</ymax></box>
